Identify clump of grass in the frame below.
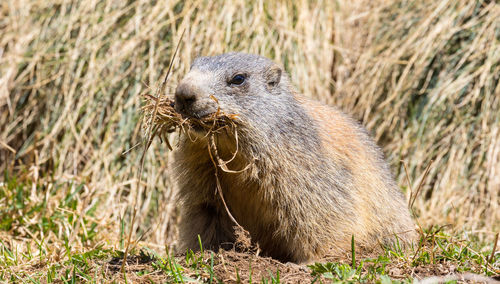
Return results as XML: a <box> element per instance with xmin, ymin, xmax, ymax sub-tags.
<box><xmin>141</xmin><ymin>95</ymin><xmax>239</xmax><ymax>146</ymax></box>
<box><xmin>309</xmin><ymin>227</ymin><xmax>499</xmax><ymax>282</ymax></box>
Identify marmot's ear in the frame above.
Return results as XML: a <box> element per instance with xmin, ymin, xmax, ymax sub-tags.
<box><xmin>265</xmin><ymin>65</ymin><xmax>282</xmax><ymax>89</ymax></box>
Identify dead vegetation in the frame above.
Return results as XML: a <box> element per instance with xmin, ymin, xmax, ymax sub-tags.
<box><xmin>0</xmin><ymin>0</ymin><xmax>499</xmax><ymax>282</ymax></box>
<box><xmin>141</xmin><ymin>95</ymin><xmax>238</xmax><ymax>145</ymax></box>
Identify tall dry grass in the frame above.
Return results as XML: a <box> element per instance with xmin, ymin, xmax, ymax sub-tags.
<box><xmin>0</xmin><ymin>0</ymin><xmax>498</xmax><ymax>252</ymax></box>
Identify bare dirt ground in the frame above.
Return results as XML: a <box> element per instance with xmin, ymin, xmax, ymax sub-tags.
<box><xmin>18</xmin><ymin>248</ymin><xmax>498</xmax><ymax>283</ymax></box>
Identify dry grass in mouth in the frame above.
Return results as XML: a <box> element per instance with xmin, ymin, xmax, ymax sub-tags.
<box><xmin>141</xmin><ymin>94</ymin><xmax>239</xmax><ymax>147</ymax></box>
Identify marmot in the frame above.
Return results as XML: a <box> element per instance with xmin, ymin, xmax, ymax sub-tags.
<box><xmin>172</xmin><ymin>52</ymin><xmax>415</xmax><ymax>263</ymax></box>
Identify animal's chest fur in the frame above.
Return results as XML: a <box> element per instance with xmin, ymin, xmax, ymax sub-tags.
<box><xmin>177</xmin><ymin>134</ymin><xmax>302</xmax><ymax>249</ymax></box>
<box><xmin>218</xmin><ymin>170</ymin><xmax>281</xmax><ymax>243</ymax></box>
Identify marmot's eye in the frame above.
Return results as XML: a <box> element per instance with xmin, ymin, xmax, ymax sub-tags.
<box><xmin>229</xmin><ymin>74</ymin><xmax>246</xmax><ymax>85</ymax></box>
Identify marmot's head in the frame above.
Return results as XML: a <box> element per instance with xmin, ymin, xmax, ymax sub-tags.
<box><xmin>174</xmin><ymin>53</ymin><xmax>290</xmax><ymax>123</ymax></box>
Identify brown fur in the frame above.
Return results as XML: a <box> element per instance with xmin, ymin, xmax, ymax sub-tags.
<box><xmin>171</xmin><ymin>53</ymin><xmax>416</xmax><ymax>263</ymax></box>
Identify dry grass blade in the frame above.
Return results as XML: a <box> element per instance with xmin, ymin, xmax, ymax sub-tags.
<box><xmin>410</xmin><ymin>160</ymin><xmax>433</xmax><ymax>210</ymax></box>
<box><xmin>121</xmin><ymin>30</ymin><xmax>185</xmax><ymax>273</ymax></box>
<box><xmin>206</xmin><ymin>133</ymin><xmax>244</xmax><ymax>230</ymax></box>
<box><xmin>488</xmin><ymin>232</ymin><xmax>499</xmax><ymax>264</ymax></box>
<box><xmin>402</xmin><ymin>160</ymin><xmax>413</xmax><ymax>207</ymax></box>
<box><xmin>0</xmin><ymin>141</ymin><xmax>16</xmax><ymax>154</ymax></box>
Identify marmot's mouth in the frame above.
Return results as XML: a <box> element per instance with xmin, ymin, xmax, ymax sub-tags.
<box><xmin>178</xmin><ymin>110</ymin><xmax>237</xmax><ymax>134</ymax></box>
<box><xmin>173</xmin><ymin>99</ymin><xmax>215</xmax><ymax>120</ymax></box>
<box><xmin>142</xmin><ymin>95</ymin><xmax>238</xmax><ymax>140</ymax></box>
<box><xmin>179</xmin><ymin>110</ymin><xmax>214</xmax><ymax>120</ymax></box>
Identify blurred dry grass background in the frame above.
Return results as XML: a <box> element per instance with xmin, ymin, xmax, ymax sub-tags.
<box><xmin>0</xmin><ymin>0</ymin><xmax>499</xmax><ymax>256</ymax></box>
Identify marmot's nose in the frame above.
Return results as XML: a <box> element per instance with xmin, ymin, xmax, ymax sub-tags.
<box><xmin>174</xmin><ymin>82</ymin><xmax>198</xmax><ymax>113</ymax></box>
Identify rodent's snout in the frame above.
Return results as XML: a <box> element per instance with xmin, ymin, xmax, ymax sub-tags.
<box><xmin>174</xmin><ymin>80</ymin><xmax>218</xmax><ymax>119</ymax></box>
<box><xmin>174</xmin><ymin>82</ymin><xmax>198</xmax><ymax>116</ymax></box>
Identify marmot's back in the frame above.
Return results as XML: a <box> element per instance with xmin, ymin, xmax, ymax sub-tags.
<box><xmin>298</xmin><ymin>96</ymin><xmax>415</xmax><ymax>246</ymax></box>
<box><xmin>172</xmin><ymin>52</ymin><xmax>416</xmax><ymax>263</ymax></box>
